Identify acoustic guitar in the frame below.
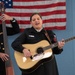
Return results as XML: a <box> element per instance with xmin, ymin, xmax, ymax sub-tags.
<box><xmin>14</xmin><ymin>36</ymin><xmax>75</xmax><ymax>74</ymax></box>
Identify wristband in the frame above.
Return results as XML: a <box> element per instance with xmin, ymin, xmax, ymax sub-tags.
<box><xmin>11</xmin><ymin>18</ymin><xmax>16</xmax><ymax>22</ymax></box>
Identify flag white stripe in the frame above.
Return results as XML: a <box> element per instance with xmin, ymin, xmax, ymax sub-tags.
<box><xmin>6</xmin><ymin>6</ymin><xmax>66</xmax><ymax>13</ymax></box>
<box><xmin>11</xmin><ymin>14</ymin><xmax>66</xmax><ymax>21</ymax></box>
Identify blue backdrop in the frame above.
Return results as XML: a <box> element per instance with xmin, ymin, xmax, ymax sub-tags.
<box><xmin>8</xmin><ymin>0</ymin><xmax>75</xmax><ymax>75</ymax></box>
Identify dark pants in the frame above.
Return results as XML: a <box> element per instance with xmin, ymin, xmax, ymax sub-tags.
<box><xmin>0</xmin><ymin>59</ymin><xmax>6</xmax><ymax>75</ymax></box>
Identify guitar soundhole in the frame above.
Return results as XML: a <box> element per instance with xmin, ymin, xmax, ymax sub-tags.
<box><xmin>36</xmin><ymin>47</ymin><xmax>44</xmax><ymax>54</ymax></box>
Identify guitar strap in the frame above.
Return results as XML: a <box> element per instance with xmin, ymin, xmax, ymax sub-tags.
<box><xmin>44</xmin><ymin>30</ymin><xmax>54</xmax><ymax>60</ymax></box>
<box><xmin>44</xmin><ymin>30</ymin><xmax>52</xmax><ymax>44</ymax></box>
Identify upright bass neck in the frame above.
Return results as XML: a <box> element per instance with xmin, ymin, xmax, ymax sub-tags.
<box><xmin>0</xmin><ymin>2</ymin><xmax>11</xmax><ymax>67</ymax></box>
<box><xmin>0</xmin><ymin>2</ymin><xmax>15</xmax><ymax>75</ymax></box>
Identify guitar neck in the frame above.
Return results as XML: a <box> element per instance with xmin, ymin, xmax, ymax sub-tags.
<box><xmin>43</xmin><ymin>42</ymin><xmax>58</xmax><ymax>50</ymax></box>
<box><xmin>65</xmin><ymin>36</ymin><xmax>75</xmax><ymax>43</ymax></box>
<box><xmin>43</xmin><ymin>36</ymin><xmax>75</xmax><ymax>51</ymax></box>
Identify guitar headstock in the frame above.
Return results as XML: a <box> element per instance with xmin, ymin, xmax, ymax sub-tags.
<box><xmin>73</xmin><ymin>36</ymin><xmax>75</xmax><ymax>39</ymax></box>
<box><xmin>71</xmin><ymin>36</ymin><xmax>75</xmax><ymax>39</ymax></box>
<box><xmin>0</xmin><ymin>2</ymin><xmax>5</xmax><ymax>14</ymax></box>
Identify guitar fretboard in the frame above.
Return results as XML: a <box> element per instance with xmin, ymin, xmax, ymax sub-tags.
<box><xmin>65</xmin><ymin>36</ymin><xmax>75</xmax><ymax>43</ymax></box>
<box><xmin>43</xmin><ymin>36</ymin><xmax>75</xmax><ymax>51</ymax></box>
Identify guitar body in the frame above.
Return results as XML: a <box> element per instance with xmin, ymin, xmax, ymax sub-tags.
<box><xmin>14</xmin><ymin>40</ymin><xmax>53</xmax><ymax>74</ymax></box>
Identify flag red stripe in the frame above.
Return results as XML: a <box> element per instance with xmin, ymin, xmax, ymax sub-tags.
<box><xmin>45</xmin><ymin>26</ymin><xmax>66</xmax><ymax>30</ymax></box>
<box><xmin>43</xmin><ymin>18</ymin><xmax>66</xmax><ymax>23</ymax></box>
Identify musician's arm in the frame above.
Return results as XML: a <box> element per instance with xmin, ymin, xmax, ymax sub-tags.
<box><xmin>11</xmin><ymin>31</ymin><xmax>27</xmax><ymax>53</ymax></box>
<box><xmin>6</xmin><ymin>18</ymin><xmax>20</xmax><ymax>35</ymax></box>
<box><xmin>1</xmin><ymin>14</ymin><xmax>20</xmax><ymax>35</ymax></box>
<box><xmin>48</xmin><ymin>31</ymin><xmax>64</xmax><ymax>54</ymax></box>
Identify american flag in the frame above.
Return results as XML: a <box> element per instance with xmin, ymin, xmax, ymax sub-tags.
<box><xmin>0</xmin><ymin>0</ymin><xmax>66</xmax><ymax>32</ymax></box>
